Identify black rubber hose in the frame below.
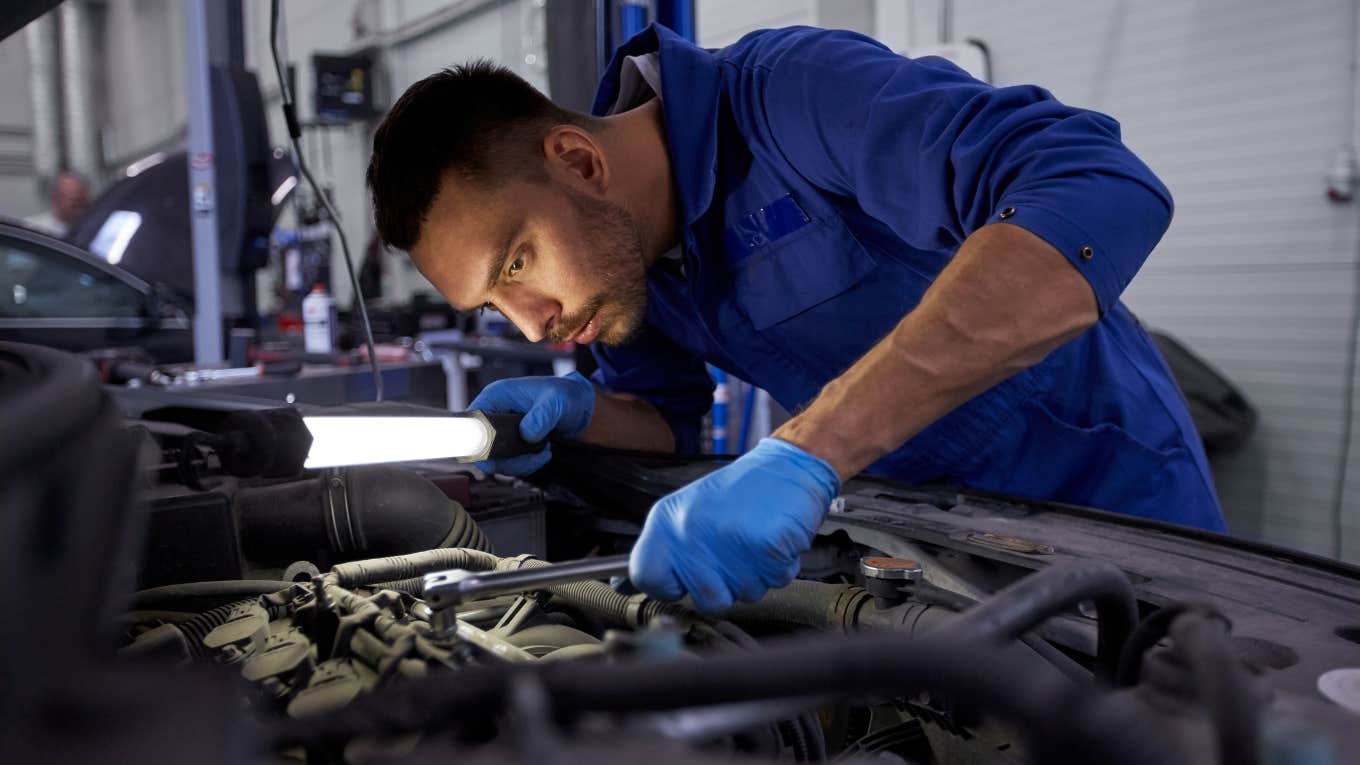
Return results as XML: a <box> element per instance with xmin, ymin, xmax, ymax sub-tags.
<box><xmin>912</xmin><ymin>581</ymin><xmax>1092</xmax><ymax>684</ymax></box>
<box><xmin>720</xmin><ymin>579</ymin><xmax>865</xmax><ymax>630</ymax></box>
<box><xmin>172</xmin><ymin>597</ymin><xmax>288</xmax><ymax>660</ymax></box>
<box><xmin>778</xmin><ymin>718</ymin><xmax>811</xmax><ymax>762</ymax></box>
<box><xmin>129</xmin><ymin>580</ymin><xmax>294</xmax><ymax>611</ymax></box>
<box><xmin>276</xmin><ymin>630</ymin><xmax>1183</xmax><ymax>765</ymax></box>
<box><xmin>238</xmin><ymin>466</ymin><xmax>491</xmax><ymax>566</ymax></box>
<box><xmin>722</xmin><ymin>578</ymin><xmax>1089</xmax><ymax>684</ymax></box>
<box><xmin>710</xmin><ymin>619</ymin><xmax>827</xmax><ymax>763</ymax></box>
<box><xmin>1116</xmin><ymin>603</ymin><xmax>1192</xmax><ymax>687</ymax></box>
<box><xmin>1168</xmin><ymin>611</ymin><xmax>1263</xmax><ymax>765</ymax></box>
<box><xmin>934</xmin><ymin>560</ymin><xmax>1137</xmax><ymax>683</ymax></box>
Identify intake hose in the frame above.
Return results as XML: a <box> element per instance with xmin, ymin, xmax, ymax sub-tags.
<box><xmin>238</xmin><ymin>466</ymin><xmax>490</xmax><ymax>568</ymax></box>
<box><xmin>721</xmin><ymin>579</ymin><xmax>1087</xmax><ymax>682</ymax></box>
<box><xmin>1167</xmin><ymin>609</ymin><xmax>1263</xmax><ymax>765</ymax></box>
<box><xmin>934</xmin><ymin>560</ymin><xmax>1137</xmax><ymax>683</ymax></box>
<box><xmin>719</xmin><ymin>579</ymin><xmax>877</xmax><ymax>632</ymax></box>
<box><xmin>130</xmin><ymin>580</ymin><xmax>296</xmax><ymax>611</ymax></box>
<box><xmin>277</xmin><ymin>629</ymin><xmax>1186</xmax><ymax>765</ymax></box>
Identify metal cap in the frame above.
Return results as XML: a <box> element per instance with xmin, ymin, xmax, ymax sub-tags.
<box><xmin>860</xmin><ymin>556</ymin><xmax>924</xmax><ymax>581</ymax></box>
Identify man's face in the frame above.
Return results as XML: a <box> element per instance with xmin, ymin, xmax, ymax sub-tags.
<box><xmin>411</xmin><ymin>175</ymin><xmax>648</xmax><ymax>346</ymax></box>
<box><xmin>52</xmin><ymin>174</ymin><xmax>90</xmax><ymax>224</ymax></box>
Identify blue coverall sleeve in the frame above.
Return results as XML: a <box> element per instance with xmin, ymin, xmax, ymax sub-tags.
<box><xmin>752</xmin><ymin>28</ymin><xmax>1173</xmax><ymax>314</ymax></box>
<box><xmin>589</xmin><ymin>321</ymin><xmax>714</xmax><ymax>455</ymax></box>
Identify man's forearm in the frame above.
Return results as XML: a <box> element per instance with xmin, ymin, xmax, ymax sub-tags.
<box><xmin>578</xmin><ymin>389</ymin><xmax>676</xmax><ymax>452</ymax></box>
<box><xmin>774</xmin><ymin>223</ymin><xmax>1099</xmax><ymax>480</ymax></box>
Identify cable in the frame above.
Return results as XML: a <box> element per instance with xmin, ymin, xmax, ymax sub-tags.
<box><xmin>276</xmin><ymin>629</ymin><xmax>1179</xmax><ymax>765</ymax></box>
<box><xmin>269</xmin><ymin>0</ymin><xmax>383</xmax><ymax>401</ymax></box>
<box><xmin>1168</xmin><ymin>610</ymin><xmax>1264</xmax><ymax>765</ymax></box>
<box><xmin>1115</xmin><ymin>603</ymin><xmax>1192</xmax><ymax>687</ymax></box>
<box><xmin>1335</xmin><ymin>0</ymin><xmax>1360</xmax><ymax>562</ymax></box>
<box><xmin>932</xmin><ymin>560</ymin><xmax>1137</xmax><ymax>683</ymax></box>
<box><xmin>912</xmin><ymin>581</ymin><xmax>1092</xmax><ymax>684</ymax></box>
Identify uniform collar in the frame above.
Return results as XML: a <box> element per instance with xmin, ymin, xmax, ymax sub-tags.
<box><xmin>592</xmin><ymin>23</ymin><xmax>720</xmax><ymax>227</ymax></box>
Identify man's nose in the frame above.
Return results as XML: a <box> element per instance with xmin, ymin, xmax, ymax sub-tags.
<box><xmin>497</xmin><ymin>291</ymin><xmax>559</xmax><ymax>343</ymax></box>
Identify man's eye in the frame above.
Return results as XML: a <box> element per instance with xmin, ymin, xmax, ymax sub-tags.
<box><xmin>507</xmin><ymin>257</ymin><xmax>524</xmax><ymax>277</ymax></box>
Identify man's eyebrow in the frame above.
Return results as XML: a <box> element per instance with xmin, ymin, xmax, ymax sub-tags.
<box><xmin>449</xmin><ymin>226</ymin><xmax>519</xmax><ymax>313</ymax></box>
<box><xmin>483</xmin><ymin>225</ymin><xmax>519</xmax><ymax>295</ymax></box>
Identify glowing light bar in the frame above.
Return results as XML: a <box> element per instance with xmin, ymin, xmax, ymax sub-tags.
<box><xmin>302</xmin><ymin>415</ymin><xmax>493</xmax><ymax>469</ymax></box>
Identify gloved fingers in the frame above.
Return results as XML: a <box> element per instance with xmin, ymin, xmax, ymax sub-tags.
<box><xmin>770</xmin><ymin>555</ymin><xmax>802</xmax><ymax>591</ymax></box>
<box><xmin>476</xmin><ymin>448</ymin><xmax>553</xmax><ymax>477</ymax></box>
<box><xmin>629</xmin><ymin>522</ymin><xmax>685</xmax><ymax>601</ymax></box>
<box><xmin>768</xmin><ymin>522</ymin><xmax>818</xmax><ymax>567</ymax></box>
<box><xmin>677</xmin><ymin>562</ymin><xmax>734</xmax><ymax>613</ymax></box>
<box><xmin>519</xmin><ymin>393</ymin><xmax>563</xmax><ymax>442</ymax></box>
<box><xmin>730</xmin><ymin>570</ymin><xmax>768</xmax><ymax>604</ymax></box>
<box><xmin>468</xmin><ymin>378</ymin><xmax>536</xmax><ymax>413</ymax></box>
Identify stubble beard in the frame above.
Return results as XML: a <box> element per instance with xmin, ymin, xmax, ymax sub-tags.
<box><xmin>550</xmin><ymin>190</ymin><xmax>649</xmax><ymax>347</ymax></box>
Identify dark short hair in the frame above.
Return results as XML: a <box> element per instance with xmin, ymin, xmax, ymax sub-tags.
<box><xmin>367</xmin><ymin>60</ymin><xmax>586</xmax><ymax>251</ymax></box>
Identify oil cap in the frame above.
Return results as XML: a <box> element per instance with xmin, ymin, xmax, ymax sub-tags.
<box><xmin>860</xmin><ymin>557</ymin><xmax>924</xmax><ymax>608</ymax></box>
<box><xmin>860</xmin><ymin>557</ymin><xmax>924</xmax><ymax>581</ymax></box>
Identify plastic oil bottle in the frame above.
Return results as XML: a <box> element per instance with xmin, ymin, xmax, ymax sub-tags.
<box><xmin>302</xmin><ymin>283</ymin><xmax>338</xmax><ymax>354</ymax></box>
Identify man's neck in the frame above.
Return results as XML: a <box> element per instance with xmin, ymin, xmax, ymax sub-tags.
<box><xmin>601</xmin><ymin>99</ymin><xmax>679</xmax><ymax>266</ymax></box>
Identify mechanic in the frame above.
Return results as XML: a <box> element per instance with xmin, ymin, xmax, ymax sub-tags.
<box><xmin>24</xmin><ymin>170</ymin><xmax>90</xmax><ymax>239</ymax></box>
<box><xmin>366</xmin><ymin>24</ymin><xmax>1226</xmax><ymax>612</ymax></box>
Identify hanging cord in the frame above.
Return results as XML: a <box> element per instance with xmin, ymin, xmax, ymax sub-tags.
<box><xmin>1334</xmin><ymin>0</ymin><xmax>1360</xmax><ymax>560</ymax></box>
<box><xmin>269</xmin><ymin>0</ymin><xmax>383</xmax><ymax>401</ymax></box>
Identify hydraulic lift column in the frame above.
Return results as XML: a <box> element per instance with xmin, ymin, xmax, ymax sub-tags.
<box><xmin>185</xmin><ymin>0</ymin><xmax>247</xmax><ymax>364</ymax></box>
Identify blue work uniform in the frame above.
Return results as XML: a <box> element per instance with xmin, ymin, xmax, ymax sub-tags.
<box><xmin>589</xmin><ymin>24</ymin><xmax>1226</xmax><ymax>532</ymax></box>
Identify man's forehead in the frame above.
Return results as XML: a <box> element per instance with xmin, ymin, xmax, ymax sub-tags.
<box><xmin>414</xmin><ymin>179</ymin><xmax>519</xmax><ymax>309</ymax></box>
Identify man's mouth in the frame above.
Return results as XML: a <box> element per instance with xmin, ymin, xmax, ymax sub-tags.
<box><xmin>569</xmin><ymin>311</ymin><xmax>602</xmax><ymax>344</ymax></box>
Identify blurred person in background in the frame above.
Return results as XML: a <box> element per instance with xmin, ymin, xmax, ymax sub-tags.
<box><xmin>25</xmin><ymin>170</ymin><xmax>90</xmax><ymax>239</ymax></box>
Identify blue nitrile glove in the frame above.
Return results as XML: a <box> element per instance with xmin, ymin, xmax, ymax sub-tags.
<box><xmin>469</xmin><ymin>372</ymin><xmax>595</xmax><ymax>476</ymax></box>
<box><xmin>629</xmin><ymin>437</ymin><xmax>842</xmax><ymax>612</ymax></box>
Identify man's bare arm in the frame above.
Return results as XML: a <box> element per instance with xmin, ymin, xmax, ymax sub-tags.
<box><xmin>774</xmin><ymin>223</ymin><xmax>1099</xmax><ymax>480</ymax></box>
<box><xmin>577</xmin><ymin>390</ymin><xmax>676</xmax><ymax>453</ymax></box>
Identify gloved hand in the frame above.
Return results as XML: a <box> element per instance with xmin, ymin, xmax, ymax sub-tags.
<box><xmin>469</xmin><ymin>371</ymin><xmax>595</xmax><ymax>476</ymax></box>
<box><xmin>629</xmin><ymin>437</ymin><xmax>841</xmax><ymax>612</ymax></box>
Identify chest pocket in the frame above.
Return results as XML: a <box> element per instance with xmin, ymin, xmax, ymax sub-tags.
<box><xmin>726</xmin><ymin>194</ymin><xmax>878</xmax><ymax>330</ymax></box>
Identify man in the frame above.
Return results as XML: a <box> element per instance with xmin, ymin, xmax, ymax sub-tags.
<box><xmin>366</xmin><ymin>25</ymin><xmax>1225</xmax><ymax>612</ymax></box>
<box><xmin>25</xmin><ymin>170</ymin><xmax>90</xmax><ymax>239</ymax></box>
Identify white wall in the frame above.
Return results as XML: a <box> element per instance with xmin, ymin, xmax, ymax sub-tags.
<box><xmin>699</xmin><ymin>0</ymin><xmax>1360</xmax><ymax>562</ymax></box>
<box><xmin>0</xmin><ymin>18</ymin><xmax>41</xmax><ymax>218</ymax></box>
<box><xmin>101</xmin><ymin>0</ymin><xmax>188</xmax><ymax>168</ymax></box>
<box><xmin>945</xmin><ymin>0</ymin><xmax>1360</xmax><ymax>564</ymax></box>
<box><xmin>242</xmin><ymin>0</ymin><xmax>547</xmax><ymax>309</ymax></box>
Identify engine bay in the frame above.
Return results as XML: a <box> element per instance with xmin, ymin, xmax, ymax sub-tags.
<box><xmin>4</xmin><ymin>341</ymin><xmax>1360</xmax><ymax>765</ymax></box>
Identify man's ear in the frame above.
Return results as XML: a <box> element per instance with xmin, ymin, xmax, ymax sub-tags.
<box><xmin>543</xmin><ymin>125</ymin><xmax>609</xmax><ymax>195</ymax></box>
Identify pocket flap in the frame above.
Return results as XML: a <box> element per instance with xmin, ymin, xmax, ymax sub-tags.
<box><xmin>731</xmin><ymin>211</ymin><xmax>877</xmax><ymax>330</ymax></box>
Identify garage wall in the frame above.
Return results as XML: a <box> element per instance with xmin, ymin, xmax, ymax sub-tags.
<box><xmin>242</xmin><ymin>0</ymin><xmax>547</xmax><ymax>309</ymax></box>
<box><xmin>698</xmin><ymin>0</ymin><xmax>1360</xmax><ymax>563</ymax></box>
<box><xmin>101</xmin><ymin>0</ymin><xmax>188</xmax><ymax>169</ymax></box>
<box><xmin>923</xmin><ymin>0</ymin><xmax>1360</xmax><ymax>565</ymax></box>
<box><xmin>0</xmin><ymin>33</ymin><xmax>39</xmax><ymax>218</ymax></box>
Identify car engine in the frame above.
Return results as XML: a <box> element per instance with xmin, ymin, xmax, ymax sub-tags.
<box><xmin>2</xmin><ymin>340</ymin><xmax>1359</xmax><ymax>765</ymax></box>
